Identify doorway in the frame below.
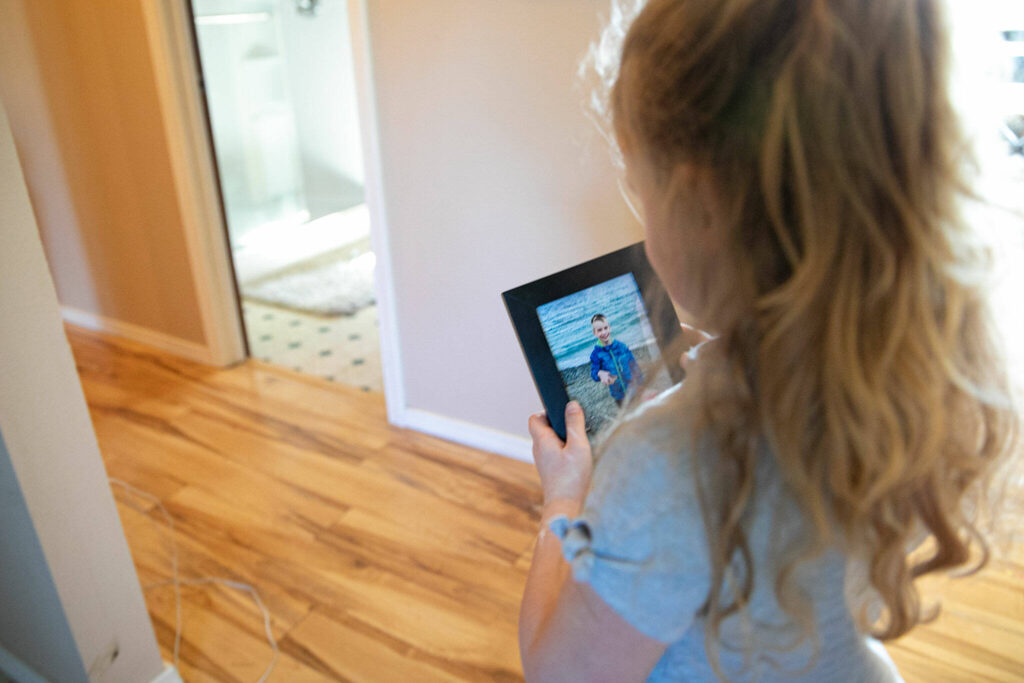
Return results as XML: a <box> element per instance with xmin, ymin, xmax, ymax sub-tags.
<box><xmin>187</xmin><ymin>0</ymin><xmax>382</xmax><ymax>392</ymax></box>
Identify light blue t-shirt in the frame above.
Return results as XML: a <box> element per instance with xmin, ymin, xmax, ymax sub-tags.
<box><xmin>549</xmin><ymin>382</ymin><xmax>903</xmax><ymax>682</ymax></box>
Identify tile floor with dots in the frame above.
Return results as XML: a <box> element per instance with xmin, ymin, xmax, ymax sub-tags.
<box><xmin>241</xmin><ymin>298</ymin><xmax>383</xmax><ymax>393</ymax></box>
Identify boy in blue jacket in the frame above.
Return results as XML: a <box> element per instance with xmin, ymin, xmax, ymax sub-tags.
<box><xmin>589</xmin><ymin>314</ymin><xmax>643</xmax><ymax>406</ymax></box>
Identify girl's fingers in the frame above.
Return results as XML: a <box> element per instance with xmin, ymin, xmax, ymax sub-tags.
<box><xmin>528</xmin><ymin>412</ymin><xmax>566</xmax><ymax>459</ymax></box>
<box><xmin>563</xmin><ymin>402</ymin><xmax>587</xmax><ymax>450</ymax></box>
<box><xmin>527</xmin><ymin>412</ymin><xmax>554</xmax><ymax>441</ymax></box>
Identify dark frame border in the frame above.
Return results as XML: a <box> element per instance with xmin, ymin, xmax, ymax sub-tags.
<box><xmin>502</xmin><ymin>242</ymin><xmax>683</xmax><ymax>441</ymax></box>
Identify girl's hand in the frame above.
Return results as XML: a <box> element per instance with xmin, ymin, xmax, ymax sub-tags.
<box><xmin>527</xmin><ymin>402</ymin><xmax>593</xmax><ymax>506</ymax></box>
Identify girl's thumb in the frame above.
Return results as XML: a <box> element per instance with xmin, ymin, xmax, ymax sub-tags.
<box><xmin>564</xmin><ymin>401</ymin><xmax>586</xmax><ymax>446</ymax></box>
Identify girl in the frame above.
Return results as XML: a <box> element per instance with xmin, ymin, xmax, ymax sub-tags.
<box><xmin>519</xmin><ymin>0</ymin><xmax>1019</xmax><ymax>681</ymax></box>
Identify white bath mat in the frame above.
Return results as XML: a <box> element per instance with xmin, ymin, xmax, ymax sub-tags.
<box><xmin>243</xmin><ymin>251</ymin><xmax>376</xmax><ymax>316</ymax></box>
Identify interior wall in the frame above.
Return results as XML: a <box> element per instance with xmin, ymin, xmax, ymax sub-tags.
<box><xmin>0</xmin><ymin>98</ymin><xmax>164</xmax><ymax>683</ymax></box>
<box><xmin>279</xmin><ymin>0</ymin><xmax>366</xmax><ymax>216</ymax></box>
<box><xmin>0</xmin><ymin>0</ymin><xmax>207</xmax><ymax>346</ymax></box>
<box><xmin>367</xmin><ymin>0</ymin><xmax>642</xmax><ymax>437</ymax></box>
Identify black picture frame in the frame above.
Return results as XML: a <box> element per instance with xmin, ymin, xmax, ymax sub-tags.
<box><xmin>502</xmin><ymin>242</ymin><xmax>683</xmax><ymax>441</ymax></box>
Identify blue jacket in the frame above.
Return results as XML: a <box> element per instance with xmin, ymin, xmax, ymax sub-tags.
<box><xmin>590</xmin><ymin>340</ymin><xmax>643</xmax><ymax>401</ymax></box>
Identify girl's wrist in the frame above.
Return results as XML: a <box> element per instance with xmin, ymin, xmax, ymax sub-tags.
<box><xmin>540</xmin><ymin>497</ymin><xmax>583</xmax><ymax>524</ymax></box>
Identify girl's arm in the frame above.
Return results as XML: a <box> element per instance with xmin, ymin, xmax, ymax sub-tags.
<box><xmin>517</xmin><ymin>497</ymin><xmax>579</xmax><ymax>674</ymax></box>
<box><xmin>520</xmin><ymin>404</ymin><xmax>668</xmax><ymax>681</ymax></box>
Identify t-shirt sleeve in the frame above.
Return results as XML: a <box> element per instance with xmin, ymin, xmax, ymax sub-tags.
<box><xmin>547</xmin><ymin>413</ymin><xmax>711</xmax><ymax>644</ymax></box>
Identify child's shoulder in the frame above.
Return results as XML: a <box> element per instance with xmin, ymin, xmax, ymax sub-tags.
<box><xmin>588</xmin><ymin>383</ymin><xmax>709</xmax><ymax>536</ymax></box>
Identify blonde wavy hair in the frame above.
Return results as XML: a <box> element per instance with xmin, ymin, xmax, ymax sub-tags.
<box><xmin>590</xmin><ymin>0</ymin><xmax>1021</xmax><ymax>674</ymax></box>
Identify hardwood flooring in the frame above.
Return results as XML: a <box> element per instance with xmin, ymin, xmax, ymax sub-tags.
<box><xmin>68</xmin><ymin>325</ymin><xmax>1023</xmax><ymax>682</ymax></box>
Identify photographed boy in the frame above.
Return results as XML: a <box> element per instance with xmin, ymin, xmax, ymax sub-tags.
<box><xmin>589</xmin><ymin>314</ymin><xmax>643</xmax><ymax>406</ymax></box>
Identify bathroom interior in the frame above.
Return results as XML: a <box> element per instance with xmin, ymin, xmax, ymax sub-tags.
<box><xmin>190</xmin><ymin>0</ymin><xmax>382</xmax><ymax>391</ymax></box>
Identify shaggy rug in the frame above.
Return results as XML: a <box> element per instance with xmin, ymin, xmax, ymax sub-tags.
<box><xmin>242</xmin><ymin>251</ymin><xmax>376</xmax><ymax>316</ymax></box>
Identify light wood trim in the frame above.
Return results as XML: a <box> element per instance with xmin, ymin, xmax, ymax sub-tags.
<box><xmin>139</xmin><ymin>0</ymin><xmax>247</xmax><ymax>367</ymax></box>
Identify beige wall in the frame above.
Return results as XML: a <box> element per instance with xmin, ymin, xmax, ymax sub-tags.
<box><xmin>367</xmin><ymin>0</ymin><xmax>643</xmax><ymax>436</ymax></box>
<box><xmin>0</xmin><ymin>0</ymin><xmax>206</xmax><ymax>345</ymax></box>
<box><xmin>0</xmin><ymin>98</ymin><xmax>164</xmax><ymax>683</ymax></box>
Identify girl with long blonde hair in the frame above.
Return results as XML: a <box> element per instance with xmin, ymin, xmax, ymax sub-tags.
<box><xmin>519</xmin><ymin>0</ymin><xmax>1020</xmax><ymax>680</ymax></box>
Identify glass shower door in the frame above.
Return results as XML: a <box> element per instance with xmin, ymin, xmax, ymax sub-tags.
<box><xmin>190</xmin><ymin>0</ymin><xmax>307</xmax><ymax>249</ymax></box>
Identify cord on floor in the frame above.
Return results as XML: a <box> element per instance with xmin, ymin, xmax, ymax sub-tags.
<box><xmin>108</xmin><ymin>478</ymin><xmax>279</xmax><ymax>682</ymax></box>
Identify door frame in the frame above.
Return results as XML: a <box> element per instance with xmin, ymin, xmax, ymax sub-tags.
<box><xmin>139</xmin><ymin>0</ymin><xmax>407</xmax><ymax>423</ymax></box>
<box><xmin>139</xmin><ymin>0</ymin><xmax>244</xmax><ymax>367</ymax></box>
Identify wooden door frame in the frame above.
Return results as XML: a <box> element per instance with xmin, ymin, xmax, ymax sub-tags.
<box><xmin>138</xmin><ymin>0</ymin><xmax>408</xmax><ymax>425</ymax></box>
<box><xmin>139</xmin><ymin>0</ymin><xmax>245</xmax><ymax>367</ymax></box>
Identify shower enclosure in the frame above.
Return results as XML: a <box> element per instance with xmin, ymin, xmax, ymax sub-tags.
<box><xmin>189</xmin><ymin>0</ymin><xmax>367</xmax><ymax>283</ymax></box>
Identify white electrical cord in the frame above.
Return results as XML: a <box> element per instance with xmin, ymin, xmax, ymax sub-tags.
<box><xmin>109</xmin><ymin>479</ymin><xmax>279</xmax><ymax>682</ymax></box>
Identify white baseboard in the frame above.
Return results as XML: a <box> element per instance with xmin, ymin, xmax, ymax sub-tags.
<box><xmin>399</xmin><ymin>408</ymin><xmax>533</xmax><ymax>463</ymax></box>
<box><xmin>151</xmin><ymin>664</ymin><xmax>184</xmax><ymax>683</ymax></box>
<box><xmin>61</xmin><ymin>306</ymin><xmax>217</xmax><ymax>366</ymax></box>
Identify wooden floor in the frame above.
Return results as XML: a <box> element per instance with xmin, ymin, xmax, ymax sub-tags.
<box><xmin>69</xmin><ymin>326</ymin><xmax>1023</xmax><ymax>682</ymax></box>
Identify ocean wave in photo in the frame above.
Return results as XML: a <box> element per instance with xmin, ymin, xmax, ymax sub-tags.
<box><xmin>537</xmin><ymin>273</ymin><xmax>658</xmax><ymax>370</ymax></box>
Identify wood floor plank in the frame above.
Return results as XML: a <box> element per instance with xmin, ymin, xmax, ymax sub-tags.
<box><xmin>382</xmin><ymin>425</ymin><xmax>494</xmax><ymax>470</ymax></box>
<box><xmin>142</xmin><ymin>582</ymin><xmax>331</xmax><ymax>683</ymax></box>
<box><xmin>94</xmin><ymin>409</ymin><xmax>349</xmax><ymax>530</ymax></box>
<box><xmin>66</xmin><ymin>325</ymin><xmax>1024</xmax><ymax>682</ymax></box>
<box><xmin>335</xmin><ymin>506</ymin><xmax>528</xmax><ymax>591</ymax></box>
<box><xmin>280</xmin><ymin>609</ymin><xmax>466</xmax><ymax>683</ymax></box>
<box><xmin>235</xmin><ymin>538</ymin><xmax>525</xmax><ymax>677</ymax></box>
<box><xmin>477</xmin><ymin>452</ymin><xmax>542</xmax><ymax>493</ymax></box>
<box><xmin>882</xmin><ymin>643</ymin><xmax>1003</xmax><ymax>683</ymax></box>
<box><xmin>362</xmin><ymin>443</ymin><xmax>541</xmax><ymax>534</ymax></box>
<box><xmin>107</xmin><ymin>427</ymin><xmax>527</xmax><ymax>670</ymax></box>
<box><xmin>72</xmin><ymin>328</ymin><xmax>389</xmax><ymax>454</ymax></box>
<box><xmin>323</xmin><ymin>511</ymin><xmax>528</xmax><ymax>621</ymax></box>
<box><xmin>320</xmin><ymin>576</ymin><xmax>523</xmax><ymax>677</ymax></box>
<box><xmin>115</xmin><ymin>502</ymin><xmax>313</xmax><ymax>642</ymax></box>
<box><xmin>924</xmin><ymin>559</ymin><xmax>1024</xmax><ymax>630</ymax></box>
<box><xmin>107</xmin><ymin>454</ymin><xmax>184</xmax><ymax>511</ymax></box>
<box><xmin>886</xmin><ymin>625</ymin><xmax>1016</xmax><ymax>682</ymax></box>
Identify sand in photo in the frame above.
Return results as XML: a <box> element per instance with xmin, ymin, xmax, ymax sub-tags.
<box><xmin>560</xmin><ymin>343</ymin><xmax>673</xmax><ymax>437</ymax></box>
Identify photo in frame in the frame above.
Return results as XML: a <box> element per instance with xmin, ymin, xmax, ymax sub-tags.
<box><xmin>502</xmin><ymin>242</ymin><xmax>684</xmax><ymax>441</ymax></box>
